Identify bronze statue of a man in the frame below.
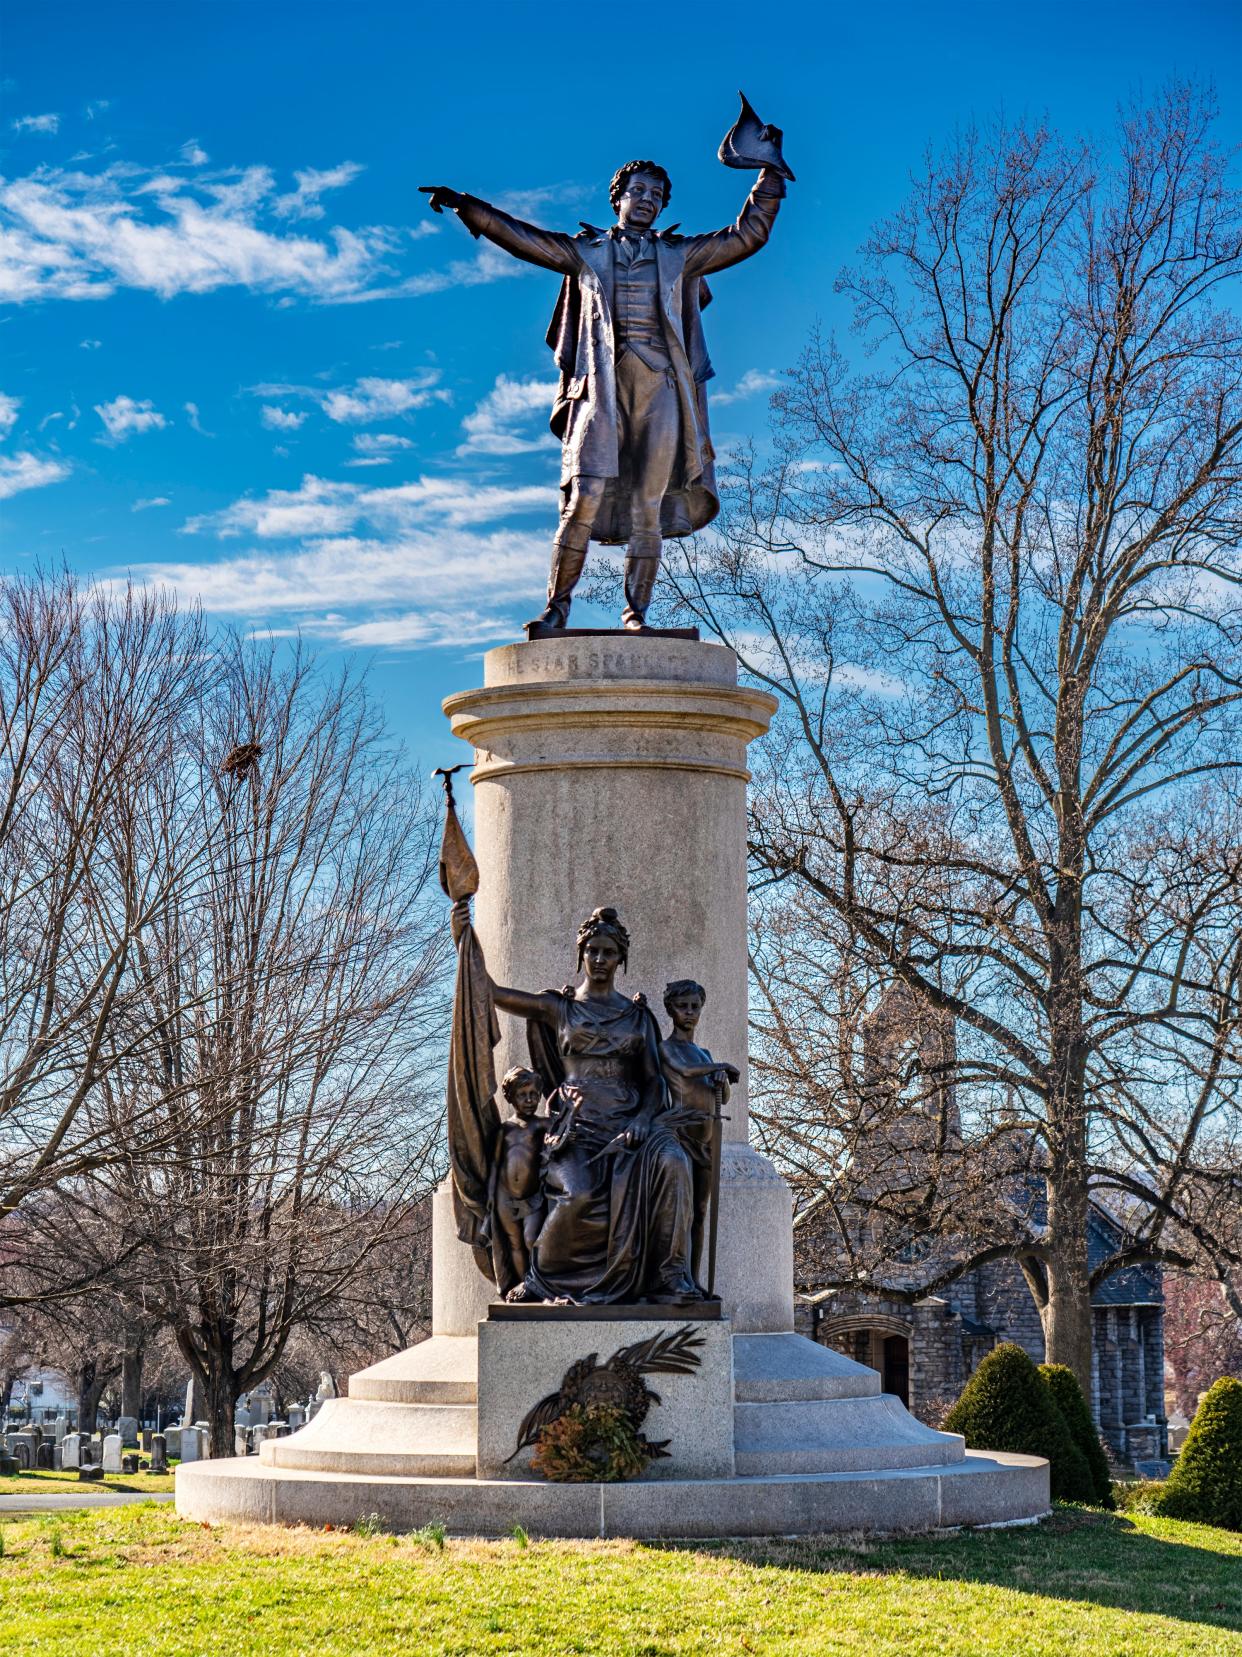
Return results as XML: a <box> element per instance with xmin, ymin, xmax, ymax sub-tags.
<box><xmin>421</xmin><ymin>151</ymin><xmax>787</xmax><ymax>631</ymax></box>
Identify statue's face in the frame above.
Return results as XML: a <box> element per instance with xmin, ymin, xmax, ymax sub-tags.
<box><xmin>510</xmin><ymin>1079</ymin><xmax>541</xmax><ymax>1118</ymax></box>
<box><xmin>616</xmin><ymin>171</ymin><xmax>665</xmax><ymax>230</ymax></box>
<box><xmin>668</xmin><ymin>991</ymin><xmax>703</xmax><ymax>1031</ymax></box>
<box><xmin>583</xmin><ymin>932</ymin><xmax>623</xmax><ymax>983</ymax></box>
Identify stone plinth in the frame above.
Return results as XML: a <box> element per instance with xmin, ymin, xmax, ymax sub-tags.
<box><xmin>443</xmin><ymin>636</ymin><xmax>775</xmax><ymax>1138</ymax></box>
<box><xmin>440</xmin><ymin>637</ymin><xmax>792</xmax><ymax>1335</ymax></box>
<box><xmin>477</xmin><ymin>1317</ymin><xmax>734</xmax><ymax>1481</ymax></box>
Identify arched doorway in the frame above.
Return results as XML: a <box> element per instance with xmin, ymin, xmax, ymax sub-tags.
<box><xmin>816</xmin><ymin>1314</ymin><xmax>913</xmax><ymax>1408</ymax></box>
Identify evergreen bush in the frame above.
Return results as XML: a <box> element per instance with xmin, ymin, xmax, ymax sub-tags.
<box><xmin>1152</xmin><ymin>1376</ymin><xmax>1242</xmax><ymax>1531</ymax></box>
<box><xmin>943</xmin><ymin>1342</ymin><xmax>1096</xmax><ymax>1502</ymax></box>
<box><xmin>1039</xmin><ymin>1362</ymin><xmax>1115</xmax><ymax>1508</ymax></box>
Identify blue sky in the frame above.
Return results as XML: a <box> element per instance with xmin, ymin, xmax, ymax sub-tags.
<box><xmin>3</xmin><ymin>0</ymin><xmax>1240</xmax><ymax>771</ymax></box>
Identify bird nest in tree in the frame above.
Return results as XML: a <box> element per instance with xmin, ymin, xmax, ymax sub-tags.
<box><xmin>530</xmin><ymin>1403</ymin><xmax>655</xmax><ymax>1483</ymax></box>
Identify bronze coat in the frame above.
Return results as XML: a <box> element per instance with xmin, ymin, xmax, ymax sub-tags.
<box><xmin>456</xmin><ymin>175</ymin><xmax>784</xmax><ymax>544</ymax></box>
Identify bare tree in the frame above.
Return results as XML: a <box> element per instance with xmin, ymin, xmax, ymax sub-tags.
<box><xmin>103</xmin><ymin>638</ymin><xmax>448</xmax><ymax>1454</ymax></box>
<box><xmin>662</xmin><ymin>87</ymin><xmax>1242</xmax><ymax>1387</ymax></box>
<box><xmin>0</xmin><ymin>572</ymin><xmax>211</xmax><ymax>1232</ymax></box>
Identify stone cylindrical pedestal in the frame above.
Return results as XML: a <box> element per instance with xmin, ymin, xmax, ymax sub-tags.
<box><xmin>440</xmin><ymin>636</ymin><xmax>791</xmax><ymax>1332</ymax></box>
<box><xmin>444</xmin><ymin>636</ymin><xmax>774</xmax><ymax>1134</ymax></box>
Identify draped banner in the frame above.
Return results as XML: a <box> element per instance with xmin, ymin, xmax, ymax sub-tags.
<box><xmin>439</xmin><ymin>795</ymin><xmax>501</xmax><ymax>1283</ymax></box>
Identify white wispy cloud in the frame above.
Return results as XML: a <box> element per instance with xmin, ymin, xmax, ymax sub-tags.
<box><xmin>183</xmin><ymin>401</ymin><xmax>210</xmax><ymax>435</ymax></box>
<box><xmin>80</xmin><ymin>338</ymin><xmax>102</xmax><ymax>350</ymax></box>
<box><xmin>0</xmin><ymin>451</ymin><xmax>70</xmax><ymax>499</ymax></box>
<box><xmin>182</xmin><ymin>472</ymin><xmax>549</xmax><ymax>540</ymax></box>
<box><xmin>712</xmin><ymin>368</ymin><xmax>783</xmax><ymax>407</ymax></box>
<box><xmin>132</xmin><ymin>495</ymin><xmax>171</xmax><ymax>511</ymax></box>
<box><xmin>0</xmin><ymin>160</ymin><xmax>386</xmax><ymax>304</ymax></box>
<box><xmin>12</xmin><ymin>113</ymin><xmax>60</xmax><ymax>135</ymax></box>
<box><xmin>344</xmin><ymin>432</ymin><xmax>414</xmax><ymax>467</ymax></box>
<box><xmin>458</xmin><ymin>374</ymin><xmax>556</xmax><ymax>456</ymax></box>
<box><xmin>131</xmin><ymin>529</ymin><xmax>546</xmax><ymax>643</ymax></box>
<box><xmin>273</xmin><ymin>162</ymin><xmax>364</xmax><ymax>221</ymax></box>
<box><xmin>352</xmin><ymin>432</ymin><xmax>413</xmax><ymax>455</ymax></box>
<box><xmin>321</xmin><ymin>374</ymin><xmax>449</xmax><ymax>423</ymax></box>
<box><xmin>0</xmin><ymin>393</ymin><xmax>20</xmax><ymax>438</ymax></box>
<box><xmin>84</xmin><ymin>100</ymin><xmax>111</xmax><ymax>121</ymax></box>
<box><xmin>0</xmin><ymin>153</ymin><xmax>573</xmax><ymax>307</ymax></box>
<box><xmin>95</xmin><ymin>394</ymin><xmax>167</xmax><ymax>442</ymax></box>
<box><xmin>260</xmin><ymin>405</ymin><xmax>306</xmax><ymax>431</ymax></box>
<box><xmin>247</xmin><ymin>371</ymin><xmax>450</xmax><ymax>429</ymax></box>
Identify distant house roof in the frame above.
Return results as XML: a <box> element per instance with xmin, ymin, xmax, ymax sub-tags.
<box><xmin>1088</xmin><ymin>1204</ymin><xmax>1163</xmax><ymax>1306</ymax></box>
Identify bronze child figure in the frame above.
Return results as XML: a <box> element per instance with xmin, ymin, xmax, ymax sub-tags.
<box><xmin>659</xmin><ymin>980</ymin><xmax>739</xmax><ymax>1290</ymax></box>
<box><xmin>420</xmin><ymin>146</ymin><xmax>787</xmax><ymax>632</ymax></box>
<box><xmin>489</xmin><ymin>1066</ymin><xmax>548</xmax><ymax>1297</ymax></box>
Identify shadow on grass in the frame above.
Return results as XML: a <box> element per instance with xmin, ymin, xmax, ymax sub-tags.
<box><xmin>654</xmin><ymin>1509</ymin><xmax>1242</xmax><ymax>1637</ymax></box>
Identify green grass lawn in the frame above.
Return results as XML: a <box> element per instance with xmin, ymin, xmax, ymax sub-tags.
<box><xmin>0</xmin><ymin>1465</ymin><xmax>177</xmax><ymax>1497</ymax></box>
<box><xmin>0</xmin><ymin>1504</ymin><xmax>1238</xmax><ymax>1655</ymax></box>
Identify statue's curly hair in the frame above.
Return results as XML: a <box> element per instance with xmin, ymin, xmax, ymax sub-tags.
<box><xmin>663</xmin><ymin>979</ymin><xmax>706</xmax><ymax>1011</ymax></box>
<box><xmin>577</xmin><ymin>906</ymin><xmax>630</xmax><ymax>971</ymax></box>
<box><xmin>609</xmin><ymin>160</ymin><xmax>672</xmax><ymax>213</ymax></box>
<box><xmin>501</xmin><ymin>1065</ymin><xmax>542</xmax><ymax>1105</ymax></box>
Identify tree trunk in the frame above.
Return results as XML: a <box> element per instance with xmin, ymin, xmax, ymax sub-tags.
<box><xmin>1041</xmin><ymin>1140</ymin><xmax>1094</xmax><ymax>1390</ymax></box>
<box><xmin>204</xmin><ymin>1374</ymin><xmax>236</xmax><ymax>1460</ymax></box>
<box><xmin>121</xmin><ymin>1332</ymin><xmax>144</xmax><ymax>1423</ymax></box>
<box><xmin>77</xmin><ymin>1358</ymin><xmax>103</xmax><ymax>1435</ymax></box>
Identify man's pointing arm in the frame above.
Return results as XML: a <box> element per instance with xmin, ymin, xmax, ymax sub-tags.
<box><xmin>419</xmin><ymin>186</ymin><xmax>580</xmax><ymax>275</ymax></box>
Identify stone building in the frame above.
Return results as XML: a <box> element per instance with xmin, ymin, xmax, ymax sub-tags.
<box><xmin>792</xmin><ymin>982</ymin><xmax>1169</xmax><ymax>1469</ymax></box>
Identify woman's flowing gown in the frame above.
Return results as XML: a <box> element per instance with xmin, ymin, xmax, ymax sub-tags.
<box><xmin>524</xmin><ymin>993</ymin><xmax>700</xmax><ymax>1304</ymax></box>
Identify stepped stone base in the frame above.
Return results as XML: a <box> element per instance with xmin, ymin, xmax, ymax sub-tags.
<box><xmin>176</xmin><ymin>1451</ymin><xmax>1048</xmax><ymax>1538</ymax></box>
<box><xmin>177</xmin><ymin>1327</ymin><xmax>1048</xmax><ymax>1537</ymax></box>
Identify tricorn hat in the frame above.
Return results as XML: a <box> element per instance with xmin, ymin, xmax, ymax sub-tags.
<box><xmin>718</xmin><ymin>90</ymin><xmax>795</xmax><ymax>182</ymax></box>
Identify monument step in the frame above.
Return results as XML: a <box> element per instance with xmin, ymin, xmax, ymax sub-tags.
<box><xmin>260</xmin><ymin>1397</ymin><xmax>478</xmax><ymax>1479</ymax></box>
<box><xmin>177</xmin><ymin>1449</ymin><xmax>1051</xmax><ymax>1537</ymax></box>
<box><xmin>732</xmin><ymin>1334</ymin><xmax>880</xmax><ymax>1402</ymax></box>
<box><xmin>349</xmin><ymin>1335</ymin><xmax>478</xmax><ymax>1405</ymax></box>
<box><xmin>733</xmin><ymin>1395</ymin><xmax>965</xmax><ymax>1476</ymax></box>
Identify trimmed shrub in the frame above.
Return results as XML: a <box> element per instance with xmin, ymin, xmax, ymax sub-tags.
<box><xmin>1152</xmin><ymin>1376</ymin><xmax>1242</xmax><ymax>1531</ymax></box>
<box><xmin>944</xmin><ymin>1342</ymin><xmax>1096</xmax><ymax>1502</ymax></box>
<box><xmin>1040</xmin><ymin>1363</ymin><xmax>1115</xmax><ymax>1508</ymax></box>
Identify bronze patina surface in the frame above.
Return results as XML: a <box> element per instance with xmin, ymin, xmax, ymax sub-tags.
<box><xmin>420</xmin><ymin>97</ymin><xmax>791</xmax><ymax>632</ymax></box>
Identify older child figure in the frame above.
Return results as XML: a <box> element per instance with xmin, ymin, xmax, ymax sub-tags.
<box><xmin>659</xmin><ymin>980</ymin><xmax>740</xmax><ymax>1291</ymax></box>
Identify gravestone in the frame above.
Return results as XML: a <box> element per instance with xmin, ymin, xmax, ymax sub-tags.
<box><xmin>234</xmin><ymin>1425</ymin><xmax>250</xmax><ymax>1457</ymax></box>
<box><xmin>37</xmin><ymin>1442</ymin><xmax>54</xmax><ymax>1468</ymax></box>
<box><xmin>102</xmin><ymin>1433</ymin><xmax>123</xmax><ymax>1473</ymax></box>
<box><xmin>11</xmin><ymin>1436</ymin><xmax>33</xmax><ymax>1470</ymax></box>
<box><xmin>163</xmin><ymin>1426</ymin><xmax>182</xmax><ymax>1459</ymax></box>
<box><xmin>141</xmin><ymin>1430</ymin><xmax>153</xmax><ymax>1452</ymax></box>
<box><xmin>286</xmin><ymin>1405</ymin><xmax>305</xmax><ymax>1431</ymax></box>
<box><xmin>78</xmin><ymin>1464</ymin><xmax>104</xmax><ymax>1483</ymax></box>
<box><xmin>61</xmin><ymin>1432</ymin><xmax>82</xmax><ymax>1470</ymax></box>
<box><xmin>149</xmin><ymin>1433</ymin><xmax>168</xmax><ymax>1474</ymax></box>
<box><xmin>122</xmin><ymin>1452</ymin><xmax>140</xmax><ymax>1474</ymax></box>
<box><xmin>117</xmin><ymin>1415</ymin><xmax>139</xmax><ymax>1447</ymax></box>
<box><xmin>53</xmin><ymin>1414</ymin><xmax>68</xmax><ymax>1444</ymax></box>
<box><xmin>179</xmin><ymin>1426</ymin><xmax>204</xmax><ymax>1463</ymax></box>
<box><xmin>182</xmin><ymin>1377</ymin><xmax>196</xmax><ymax>1428</ymax></box>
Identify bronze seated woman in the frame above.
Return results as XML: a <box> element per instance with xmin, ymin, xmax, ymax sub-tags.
<box><xmin>489</xmin><ymin>907</ymin><xmax>704</xmax><ymax>1306</ymax></box>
